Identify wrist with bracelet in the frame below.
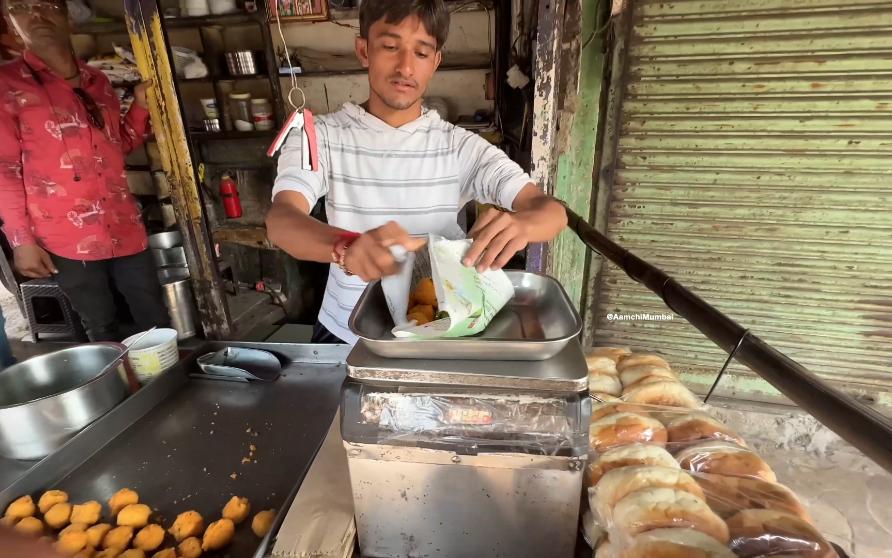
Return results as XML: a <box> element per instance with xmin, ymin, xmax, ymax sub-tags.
<box><xmin>331</xmin><ymin>232</ymin><xmax>361</xmax><ymax>276</ymax></box>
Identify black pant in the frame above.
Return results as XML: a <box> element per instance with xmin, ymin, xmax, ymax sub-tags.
<box><xmin>50</xmin><ymin>250</ymin><xmax>171</xmax><ymax>342</ymax></box>
<box><xmin>311</xmin><ymin>321</ymin><xmax>345</xmax><ymax>344</ymax></box>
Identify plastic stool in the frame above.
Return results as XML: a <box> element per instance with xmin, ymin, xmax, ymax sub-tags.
<box><xmin>20</xmin><ymin>278</ymin><xmax>88</xmax><ymax>342</ymax></box>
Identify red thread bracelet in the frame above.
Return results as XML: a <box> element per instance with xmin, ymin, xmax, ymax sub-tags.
<box><xmin>332</xmin><ymin>231</ymin><xmax>361</xmax><ymax>276</ymax></box>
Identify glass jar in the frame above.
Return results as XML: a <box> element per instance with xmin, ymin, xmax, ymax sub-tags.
<box><xmin>229</xmin><ymin>92</ymin><xmax>253</xmax><ymax>131</ymax></box>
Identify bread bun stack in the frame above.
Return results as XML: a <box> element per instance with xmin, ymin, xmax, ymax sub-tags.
<box><xmin>583</xmin><ymin>347</ymin><xmax>838</xmax><ymax>558</ymax></box>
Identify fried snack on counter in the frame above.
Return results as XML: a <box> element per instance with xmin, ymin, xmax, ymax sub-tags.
<box><xmin>168</xmin><ymin>510</ymin><xmax>204</xmax><ymax>542</ymax></box>
<box><xmin>95</xmin><ymin>548</ymin><xmax>123</xmax><ymax>558</ymax></box>
<box><xmin>45</xmin><ymin>502</ymin><xmax>73</xmax><ymax>529</ymax></box>
<box><xmin>588</xmin><ymin>372</ymin><xmax>622</xmax><ymax>397</ymax></box>
<box><xmin>617</xmin><ymin>353</ymin><xmax>671</xmax><ymax>372</ymax></box>
<box><xmin>86</xmin><ymin>524</ymin><xmax>112</xmax><ymax>548</ymax></box>
<box><xmin>589</xmin><ymin>412</ymin><xmax>668</xmax><ymax>453</ymax></box>
<box><xmin>39</xmin><ymin>490</ymin><xmax>69</xmax><ymax>514</ymax></box>
<box><xmin>4</xmin><ymin>495</ymin><xmax>37</xmax><ymax>521</ymax></box>
<box><xmin>202</xmin><ymin>518</ymin><xmax>235</xmax><ymax>551</ymax></box>
<box><xmin>60</xmin><ymin>523</ymin><xmax>88</xmax><ymax>536</ymax></box>
<box><xmin>726</xmin><ymin>509</ymin><xmax>836</xmax><ymax>558</ymax></box>
<box><xmin>119</xmin><ymin>550</ymin><xmax>146</xmax><ymax>558</ymax></box>
<box><xmin>407</xmin><ymin>304</ymin><xmax>435</xmax><ymax>326</ymax></box>
<box><xmin>133</xmin><ymin>524</ymin><xmax>164</xmax><ymax>552</ymax></box>
<box><xmin>73</xmin><ymin>548</ymin><xmax>96</xmax><ymax>558</ymax></box>
<box><xmin>622</xmin><ymin>381</ymin><xmax>701</xmax><ymax>409</ymax></box>
<box><xmin>588</xmin><ymin>443</ymin><xmax>680</xmax><ymax>485</ymax></box>
<box><xmin>14</xmin><ymin>516</ymin><xmax>44</xmax><ymax>536</ymax></box>
<box><xmin>696</xmin><ymin>474</ymin><xmax>810</xmax><ymax>522</ymax></box>
<box><xmin>592</xmin><ymin>466</ymin><xmax>705</xmax><ymax>523</ymax></box>
<box><xmin>222</xmin><ymin>496</ymin><xmax>251</xmax><ymax>524</ymax></box>
<box><xmin>71</xmin><ymin>501</ymin><xmax>103</xmax><ymax>526</ymax></box>
<box><xmin>621</xmin><ymin>528</ymin><xmax>736</xmax><ymax>558</ymax></box>
<box><xmin>151</xmin><ymin>549</ymin><xmax>176</xmax><ymax>558</ymax></box>
<box><xmin>177</xmin><ymin>536</ymin><xmax>202</xmax><ymax>558</ymax></box>
<box><xmin>613</xmin><ymin>487</ymin><xmax>730</xmax><ymax>544</ymax></box>
<box><xmin>251</xmin><ymin>509</ymin><xmax>276</xmax><ymax>538</ymax></box>
<box><xmin>102</xmin><ymin>526</ymin><xmax>134</xmax><ymax>549</ymax></box>
<box><xmin>56</xmin><ymin>530</ymin><xmax>89</xmax><ymax>555</ymax></box>
<box><xmin>667</xmin><ymin>413</ymin><xmax>747</xmax><ymax>447</ymax></box>
<box><xmin>0</xmin><ymin>515</ymin><xmax>14</xmax><ymax>527</ymax></box>
<box><xmin>618</xmin><ymin>364</ymin><xmax>675</xmax><ymax>388</ymax></box>
<box><xmin>412</xmin><ymin>277</ymin><xmax>437</xmax><ymax>306</ymax></box>
<box><xmin>108</xmin><ymin>489</ymin><xmax>139</xmax><ymax>517</ymax></box>
<box><xmin>676</xmin><ymin>441</ymin><xmax>777</xmax><ymax>483</ymax></box>
<box><xmin>116</xmin><ymin>504</ymin><xmax>151</xmax><ymax>528</ymax></box>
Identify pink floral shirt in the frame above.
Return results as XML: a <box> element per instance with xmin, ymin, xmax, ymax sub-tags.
<box><xmin>0</xmin><ymin>51</ymin><xmax>150</xmax><ymax>260</ymax></box>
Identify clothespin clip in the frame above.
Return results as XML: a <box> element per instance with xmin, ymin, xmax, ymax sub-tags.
<box><xmin>267</xmin><ymin>108</ymin><xmax>318</xmax><ymax>171</ymax></box>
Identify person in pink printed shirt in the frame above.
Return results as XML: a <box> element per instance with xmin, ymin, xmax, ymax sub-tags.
<box><xmin>0</xmin><ymin>0</ymin><xmax>169</xmax><ymax>341</ymax></box>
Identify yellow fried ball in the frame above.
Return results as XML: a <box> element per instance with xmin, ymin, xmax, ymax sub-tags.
<box><xmin>119</xmin><ymin>550</ymin><xmax>146</xmax><ymax>558</ymax></box>
<box><xmin>102</xmin><ymin>525</ymin><xmax>134</xmax><ymax>549</ymax></box>
<box><xmin>150</xmin><ymin>549</ymin><xmax>176</xmax><ymax>558</ymax></box>
<box><xmin>201</xmin><ymin>518</ymin><xmax>234</xmax><ymax>551</ymax></box>
<box><xmin>177</xmin><ymin>536</ymin><xmax>202</xmax><ymax>558</ymax></box>
<box><xmin>38</xmin><ymin>490</ymin><xmax>69</xmax><ymax>514</ymax></box>
<box><xmin>60</xmin><ymin>523</ymin><xmax>88</xmax><ymax>536</ymax></box>
<box><xmin>14</xmin><ymin>516</ymin><xmax>44</xmax><ymax>536</ymax></box>
<box><xmin>133</xmin><ymin>524</ymin><xmax>164</xmax><ymax>552</ymax></box>
<box><xmin>107</xmin><ymin>489</ymin><xmax>139</xmax><ymax>517</ymax></box>
<box><xmin>116</xmin><ymin>504</ymin><xmax>151</xmax><ymax>528</ymax></box>
<box><xmin>407</xmin><ymin>304</ymin><xmax>435</xmax><ymax>325</ymax></box>
<box><xmin>94</xmin><ymin>549</ymin><xmax>123</xmax><ymax>558</ymax></box>
<box><xmin>251</xmin><ymin>509</ymin><xmax>276</xmax><ymax>538</ymax></box>
<box><xmin>71</xmin><ymin>501</ymin><xmax>102</xmax><ymax>526</ymax></box>
<box><xmin>86</xmin><ymin>523</ymin><xmax>112</xmax><ymax>548</ymax></box>
<box><xmin>4</xmin><ymin>495</ymin><xmax>37</xmax><ymax>521</ymax></box>
<box><xmin>56</xmin><ymin>530</ymin><xmax>89</xmax><ymax>555</ymax></box>
<box><xmin>168</xmin><ymin>510</ymin><xmax>204</xmax><ymax>542</ymax></box>
<box><xmin>413</xmin><ymin>278</ymin><xmax>437</xmax><ymax>306</ymax></box>
<box><xmin>45</xmin><ymin>502</ymin><xmax>73</xmax><ymax>529</ymax></box>
<box><xmin>222</xmin><ymin>496</ymin><xmax>251</xmax><ymax>524</ymax></box>
<box><xmin>73</xmin><ymin>548</ymin><xmax>96</xmax><ymax>558</ymax></box>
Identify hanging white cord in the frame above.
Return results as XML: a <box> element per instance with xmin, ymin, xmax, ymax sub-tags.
<box><xmin>273</xmin><ymin>3</ymin><xmax>306</xmax><ymax>111</ymax></box>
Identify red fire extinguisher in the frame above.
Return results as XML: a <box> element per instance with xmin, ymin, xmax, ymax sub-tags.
<box><xmin>220</xmin><ymin>173</ymin><xmax>242</xmax><ymax>219</ymax></box>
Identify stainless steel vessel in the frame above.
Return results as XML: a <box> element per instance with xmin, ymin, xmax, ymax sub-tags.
<box><xmin>225</xmin><ymin>50</ymin><xmax>259</xmax><ymax>75</ymax></box>
<box><xmin>349</xmin><ymin>271</ymin><xmax>583</xmax><ymax>361</ymax></box>
<box><xmin>161</xmin><ymin>277</ymin><xmax>198</xmax><ymax>339</ymax></box>
<box><xmin>0</xmin><ymin>344</ymin><xmax>128</xmax><ymax>460</ymax></box>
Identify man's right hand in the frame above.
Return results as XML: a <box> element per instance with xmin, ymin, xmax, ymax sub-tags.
<box><xmin>13</xmin><ymin>245</ymin><xmax>58</xmax><ymax>278</ymax></box>
<box><xmin>342</xmin><ymin>221</ymin><xmax>426</xmax><ymax>282</ymax></box>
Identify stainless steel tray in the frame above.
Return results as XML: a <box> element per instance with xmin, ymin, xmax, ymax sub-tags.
<box><xmin>0</xmin><ymin>342</ymin><xmax>348</xmax><ymax>558</ymax></box>
<box><xmin>347</xmin><ymin>339</ymin><xmax>588</xmax><ymax>392</ymax></box>
<box><xmin>349</xmin><ymin>271</ymin><xmax>582</xmax><ymax>361</ymax></box>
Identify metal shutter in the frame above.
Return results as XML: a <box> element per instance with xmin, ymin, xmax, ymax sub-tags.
<box><xmin>591</xmin><ymin>0</ymin><xmax>892</xmax><ymax>406</ymax></box>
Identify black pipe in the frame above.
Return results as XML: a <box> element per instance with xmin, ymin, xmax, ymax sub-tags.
<box><xmin>566</xmin><ymin>209</ymin><xmax>892</xmax><ymax>473</ymax></box>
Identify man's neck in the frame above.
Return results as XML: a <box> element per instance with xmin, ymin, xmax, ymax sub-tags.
<box><xmin>30</xmin><ymin>43</ymin><xmax>78</xmax><ymax>78</ymax></box>
<box><xmin>365</xmin><ymin>95</ymin><xmax>422</xmax><ymax>129</ymax></box>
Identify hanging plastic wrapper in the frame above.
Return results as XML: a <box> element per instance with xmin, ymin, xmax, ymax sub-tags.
<box><xmin>381</xmin><ymin>234</ymin><xmax>515</xmax><ymax>338</ymax></box>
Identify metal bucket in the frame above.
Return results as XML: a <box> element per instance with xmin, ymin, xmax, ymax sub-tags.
<box><xmin>0</xmin><ymin>343</ymin><xmax>128</xmax><ymax>460</ymax></box>
<box><xmin>148</xmin><ymin>231</ymin><xmax>182</xmax><ymax>250</ymax></box>
<box><xmin>161</xmin><ymin>278</ymin><xmax>198</xmax><ymax>340</ymax></box>
<box><xmin>151</xmin><ymin>246</ymin><xmax>187</xmax><ymax>268</ymax></box>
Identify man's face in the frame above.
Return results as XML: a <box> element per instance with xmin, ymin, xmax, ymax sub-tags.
<box><xmin>355</xmin><ymin>14</ymin><xmax>442</xmax><ymax>111</ymax></box>
<box><xmin>6</xmin><ymin>0</ymin><xmax>70</xmax><ymax>49</ymax></box>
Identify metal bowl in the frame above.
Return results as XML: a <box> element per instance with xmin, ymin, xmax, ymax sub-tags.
<box><xmin>148</xmin><ymin>231</ymin><xmax>183</xmax><ymax>250</ymax></box>
<box><xmin>0</xmin><ymin>343</ymin><xmax>128</xmax><ymax>460</ymax></box>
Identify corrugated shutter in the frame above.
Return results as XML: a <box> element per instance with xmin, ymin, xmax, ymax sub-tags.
<box><xmin>592</xmin><ymin>0</ymin><xmax>892</xmax><ymax>405</ymax></box>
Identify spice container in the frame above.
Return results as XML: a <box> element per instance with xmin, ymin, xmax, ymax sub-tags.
<box><xmin>229</xmin><ymin>92</ymin><xmax>253</xmax><ymax>131</ymax></box>
<box><xmin>251</xmin><ymin>98</ymin><xmax>274</xmax><ymax>131</ymax></box>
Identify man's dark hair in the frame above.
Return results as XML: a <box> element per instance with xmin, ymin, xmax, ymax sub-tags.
<box><xmin>359</xmin><ymin>0</ymin><xmax>450</xmax><ymax>50</ymax></box>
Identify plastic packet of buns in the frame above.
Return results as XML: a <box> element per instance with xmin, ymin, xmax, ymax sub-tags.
<box><xmin>357</xmin><ymin>388</ymin><xmax>588</xmax><ymax>454</ymax></box>
<box><xmin>583</xmin><ymin>400</ymin><xmax>838</xmax><ymax>557</ymax></box>
<box><xmin>586</xmin><ymin>348</ymin><xmax>702</xmax><ymax>408</ymax></box>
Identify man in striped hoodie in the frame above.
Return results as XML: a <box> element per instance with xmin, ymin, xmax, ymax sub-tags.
<box><xmin>267</xmin><ymin>0</ymin><xmax>566</xmax><ymax>344</ymax></box>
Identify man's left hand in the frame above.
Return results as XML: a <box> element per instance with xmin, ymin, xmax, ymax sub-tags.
<box><xmin>134</xmin><ymin>80</ymin><xmax>153</xmax><ymax>109</ymax></box>
<box><xmin>464</xmin><ymin>208</ymin><xmax>530</xmax><ymax>271</ymax></box>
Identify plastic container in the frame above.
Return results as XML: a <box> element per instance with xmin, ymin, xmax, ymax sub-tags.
<box><xmin>251</xmin><ymin>98</ymin><xmax>274</xmax><ymax>131</ymax></box>
<box><xmin>122</xmin><ymin>328</ymin><xmax>179</xmax><ymax>383</ymax></box>
<box><xmin>209</xmin><ymin>0</ymin><xmax>237</xmax><ymax>14</ymax></box>
<box><xmin>199</xmin><ymin>97</ymin><xmax>219</xmax><ymax>119</ymax></box>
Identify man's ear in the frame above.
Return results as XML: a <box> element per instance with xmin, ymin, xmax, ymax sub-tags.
<box><xmin>434</xmin><ymin>49</ymin><xmax>442</xmax><ymax>70</ymax></box>
<box><xmin>355</xmin><ymin>36</ymin><xmax>370</xmax><ymax>68</ymax></box>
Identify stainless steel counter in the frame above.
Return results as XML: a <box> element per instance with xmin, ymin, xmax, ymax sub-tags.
<box><xmin>0</xmin><ymin>342</ymin><xmax>348</xmax><ymax>558</ymax></box>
